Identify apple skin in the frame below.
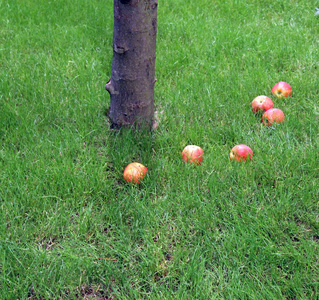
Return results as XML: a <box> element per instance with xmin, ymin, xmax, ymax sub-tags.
<box><xmin>262</xmin><ymin>108</ymin><xmax>285</xmax><ymax>126</ymax></box>
<box><xmin>182</xmin><ymin>145</ymin><xmax>203</xmax><ymax>165</ymax></box>
<box><xmin>252</xmin><ymin>95</ymin><xmax>274</xmax><ymax>113</ymax></box>
<box><xmin>230</xmin><ymin>144</ymin><xmax>253</xmax><ymax>162</ymax></box>
<box><xmin>123</xmin><ymin>162</ymin><xmax>147</xmax><ymax>184</ymax></box>
<box><xmin>271</xmin><ymin>82</ymin><xmax>292</xmax><ymax>99</ymax></box>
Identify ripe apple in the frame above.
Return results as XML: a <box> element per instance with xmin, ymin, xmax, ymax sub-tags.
<box><xmin>262</xmin><ymin>108</ymin><xmax>285</xmax><ymax>126</ymax></box>
<box><xmin>230</xmin><ymin>144</ymin><xmax>253</xmax><ymax>162</ymax></box>
<box><xmin>182</xmin><ymin>145</ymin><xmax>203</xmax><ymax>165</ymax></box>
<box><xmin>252</xmin><ymin>95</ymin><xmax>274</xmax><ymax>113</ymax></box>
<box><xmin>271</xmin><ymin>81</ymin><xmax>292</xmax><ymax>98</ymax></box>
<box><xmin>123</xmin><ymin>162</ymin><xmax>147</xmax><ymax>184</ymax></box>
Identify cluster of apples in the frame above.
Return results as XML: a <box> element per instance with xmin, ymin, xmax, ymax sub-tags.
<box><xmin>252</xmin><ymin>81</ymin><xmax>292</xmax><ymax>126</ymax></box>
<box><xmin>123</xmin><ymin>81</ymin><xmax>292</xmax><ymax>183</ymax></box>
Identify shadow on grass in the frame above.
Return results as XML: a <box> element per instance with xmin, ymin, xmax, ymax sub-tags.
<box><xmin>104</xmin><ymin>123</ymin><xmax>156</xmax><ymax>182</ymax></box>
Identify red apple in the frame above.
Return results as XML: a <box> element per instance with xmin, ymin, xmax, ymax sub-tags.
<box><xmin>230</xmin><ymin>144</ymin><xmax>253</xmax><ymax>162</ymax></box>
<box><xmin>182</xmin><ymin>145</ymin><xmax>203</xmax><ymax>165</ymax></box>
<box><xmin>262</xmin><ymin>108</ymin><xmax>285</xmax><ymax>126</ymax></box>
<box><xmin>271</xmin><ymin>81</ymin><xmax>292</xmax><ymax>99</ymax></box>
<box><xmin>123</xmin><ymin>162</ymin><xmax>147</xmax><ymax>184</ymax></box>
<box><xmin>252</xmin><ymin>95</ymin><xmax>274</xmax><ymax>113</ymax></box>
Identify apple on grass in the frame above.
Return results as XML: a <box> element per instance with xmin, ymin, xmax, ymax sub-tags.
<box><xmin>123</xmin><ymin>162</ymin><xmax>147</xmax><ymax>184</ymax></box>
<box><xmin>252</xmin><ymin>95</ymin><xmax>274</xmax><ymax>113</ymax></box>
<box><xmin>271</xmin><ymin>81</ymin><xmax>292</xmax><ymax>99</ymax></box>
<box><xmin>182</xmin><ymin>145</ymin><xmax>203</xmax><ymax>165</ymax></box>
<box><xmin>262</xmin><ymin>108</ymin><xmax>285</xmax><ymax>126</ymax></box>
<box><xmin>230</xmin><ymin>144</ymin><xmax>253</xmax><ymax>162</ymax></box>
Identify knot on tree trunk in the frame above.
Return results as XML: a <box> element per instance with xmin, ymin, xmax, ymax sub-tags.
<box><xmin>105</xmin><ymin>80</ymin><xmax>118</xmax><ymax>95</ymax></box>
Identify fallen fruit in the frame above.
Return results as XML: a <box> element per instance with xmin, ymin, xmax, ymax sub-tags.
<box><xmin>230</xmin><ymin>144</ymin><xmax>253</xmax><ymax>162</ymax></box>
<box><xmin>182</xmin><ymin>145</ymin><xmax>203</xmax><ymax>165</ymax></box>
<box><xmin>262</xmin><ymin>108</ymin><xmax>285</xmax><ymax>126</ymax></box>
<box><xmin>271</xmin><ymin>81</ymin><xmax>292</xmax><ymax>99</ymax></box>
<box><xmin>252</xmin><ymin>95</ymin><xmax>274</xmax><ymax>113</ymax></box>
<box><xmin>123</xmin><ymin>162</ymin><xmax>147</xmax><ymax>184</ymax></box>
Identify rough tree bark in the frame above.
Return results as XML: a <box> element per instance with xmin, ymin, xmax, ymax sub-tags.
<box><xmin>105</xmin><ymin>0</ymin><xmax>158</xmax><ymax>129</ymax></box>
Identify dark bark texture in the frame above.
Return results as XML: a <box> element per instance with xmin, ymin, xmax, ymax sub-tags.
<box><xmin>105</xmin><ymin>0</ymin><xmax>158</xmax><ymax>128</ymax></box>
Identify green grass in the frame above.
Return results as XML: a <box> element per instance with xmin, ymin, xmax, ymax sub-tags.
<box><xmin>1</xmin><ymin>0</ymin><xmax>319</xmax><ymax>298</ymax></box>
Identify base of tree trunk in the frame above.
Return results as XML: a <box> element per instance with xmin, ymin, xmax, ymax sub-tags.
<box><xmin>105</xmin><ymin>0</ymin><xmax>158</xmax><ymax>129</ymax></box>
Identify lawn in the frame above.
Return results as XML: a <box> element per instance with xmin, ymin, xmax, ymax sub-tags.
<box><xmin>0</xmin><ymin>0</ymin><xmax>319</xmax><ymax>299</ymax></box>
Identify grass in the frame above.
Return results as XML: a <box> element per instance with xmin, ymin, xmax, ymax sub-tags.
<box><xmin>0</xmin><ymin>0</ymin><xmax>318</xmax><ymax>298</ymax></box>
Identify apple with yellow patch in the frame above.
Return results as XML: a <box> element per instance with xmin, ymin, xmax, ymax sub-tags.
<box><xmin>230</xmin><ymin>144</ymin><xmax>253</xmax><ymax>162</ymax></box>
<box><xmin>123</xmin><ymin>162</ymin><xmax>147</xmax><ymax>184</ymax></box>
<box><xmin>182</xmin><ymin>145</ymin><xmax>203</xmax><ymax>165</ymax></box>
<box><xmin>262</xmin><ymin>108</ymin><xmax>285</xmax><ymax>126</ymax></box>
<box><xmin>252</xmin><ymin>95</ymin><xmax>274</xmax><ymax>113</ymax></box>
<box><xmin>271</xmin><ymin>81</ymin><xmax>292</xmax><ymax>99</ymax></box>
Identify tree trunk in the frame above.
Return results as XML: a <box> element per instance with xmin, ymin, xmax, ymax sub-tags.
<box><xmin>105</xmin><ymin>0</ymin><xmax>158</xmax><ymax>129</ymax></box>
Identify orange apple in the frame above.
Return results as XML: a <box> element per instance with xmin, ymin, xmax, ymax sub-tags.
<box><xmin>271</xmin><ymin>81</ymin><xmax>292</xmax><ymax>99</ymax></box>
<box><xmin>182</xmin><ymin>145</ymin><xmax>203</xmax><ymax>165</ymax></box>
<box><xmin>123</xmin><ymin>162</ymin><xmax>147</xmax><ymax>184</ymax></box>
<box><xmin>252</xmin><ymin>95</ymin><xmax>274</xmax><ymax>113</ymax></box>
<box><xmin>262</xmin><ymin>108</ymin><xmax>285</xmax><ymax>126</ymax></box>
<box><xmin>230</xmin><ymin>144</ymin><xmax>253</xmax><ymax>162</ymax></box>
